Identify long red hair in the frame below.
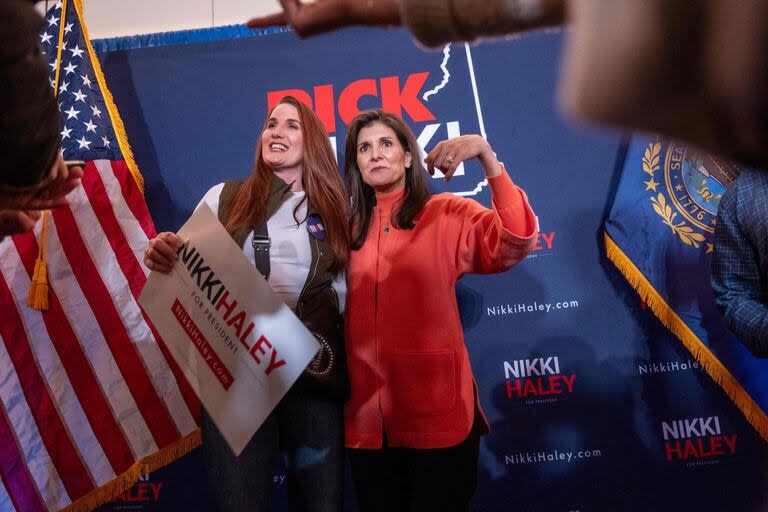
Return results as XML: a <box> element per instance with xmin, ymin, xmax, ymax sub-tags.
<box><xmin>224</xmin><ymin>96</ymin><xmax>349</xmax><ymax>273</ymax></box>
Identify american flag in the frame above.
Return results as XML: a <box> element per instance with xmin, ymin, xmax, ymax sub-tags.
<box><xmin>0</xmin><ymin>1</ymin><xmax>200</xmax><ymax>511</ymax></box>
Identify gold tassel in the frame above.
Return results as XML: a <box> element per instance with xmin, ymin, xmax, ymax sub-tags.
<box><xmin>27</xmin><ymin>211</ymin><xmax>50</xmax><ymax>311</ymax></box>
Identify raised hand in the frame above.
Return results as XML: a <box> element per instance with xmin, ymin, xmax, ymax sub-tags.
<box><xmin>0</xmin><ymin>154</ymin><xmax>83</xmax><ymax>210</ymax></box>
<box><xmin>0</xmin><ymin>210</ymin><xmax>42</xmax><ymax>238</ymax></box>
<box><xmin>424</xmin><ymin>135</ymin><xmax>501</xmax><ymax>181</ymax></box>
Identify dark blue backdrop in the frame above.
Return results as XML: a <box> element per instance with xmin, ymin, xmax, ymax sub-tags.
<box><xmin>94</xmin><ymin>27</ymin><xmax>768</xmax><ymax>512</ymax></box>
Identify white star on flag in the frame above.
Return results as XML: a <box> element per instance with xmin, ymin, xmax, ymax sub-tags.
<box><xmin>64</xmin><ymin>106</ymin><xmax>80</xmax><ymax>120</ymax></box>
<box><xmin>81</xmin><ymin>74</ymin><xmax>93</xmax><ymax>87</ymax></box>
<box><xmin>76</xmin><ymin>136</ymin><xmax>92</xmax><ymax>150</ymax></box>
<box><xmin>49</xmin><ymin>78</ymin><xmax>55</xmax><ymax>88</ymax></box>
<box><xmin>84</xmin><ymin>119</ymin><xmax>98</xmax><ymax>133</ymax></box>
<box><xmin>47</xmin><ymin>15</ymin><xmax>59</xmax><ymax>26</ymax></box>
<box><xmin>64</xmin><ymin>62</ymin><xmax>78</xmax><ymax>75</ymax></box>
<box><xmin>59</xmin><ymin>80</ymin><xmax>70</xmax><ymax>93</ymax></box>
<box><xmin>64</xmin><ymin>22</ymin><xmax>74</xmax><ymax>34</ymax></box>
<box><xmin>54</xmin><ymin>0</ymin><xmax>62</xmax><ymax>8</ymax></box>
<box><xmin>70</xmin><ymin>45</ymin><xmax>85</xmax><ymax>59</ymax></box>
<box><xmin>61</xmin><ymin>40</ymin><xmax>68</xmax><ymax>51</ymax></box>
<box><xmin>49</xmin><ymin>60</ymin><xmax>57</xmax><ymax>71</ymax></box>
<box><xmin>101</xmin><ymin>135</ymin><xmax>111</xmax><ymax>148</ymax></box>
<box><xmin>61</xmin><ymin>126</ymin><xmax>73</xmax><ymax>139</ymax></box>
<box><xmin>91</xmin><ymin>105</ymin><xmax>102</xmax><ymax>118</ymax></box>
<box><xmin>73</xmin><ymin>89</ymin><xmax>87</xmax><ymax>103</ymax></box>
<box><xmin>40</xmin><ymin>32</ymin><xmax>53</xmax><ymax>45</ymax></box>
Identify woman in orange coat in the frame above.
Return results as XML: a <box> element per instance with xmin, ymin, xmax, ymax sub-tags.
<box><xmin>343</xmin><ymin>109</ymin><xmax>538</xmax><ymax>511</ymax></box>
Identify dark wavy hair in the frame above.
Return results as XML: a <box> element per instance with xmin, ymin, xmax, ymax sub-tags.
<box><xmin>344</xmin><ymin>110</ymin><xmax>430</xmax><ymax>249</ymax></box>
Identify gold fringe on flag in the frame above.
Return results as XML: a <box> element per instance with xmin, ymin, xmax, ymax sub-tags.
<box><xmin>604</xmin><ymin>231</ymin><xmax>768</xmax><ymax>442</ymax></box>
<box><xmin>73</xmin><ymin>0</ymin><xmax>144</xmax><ymax>194</ymax></box>
<box><xmin>60</xmin><ymin>430</ymin><xmax>201</xmax><ymax>512</ymax></box>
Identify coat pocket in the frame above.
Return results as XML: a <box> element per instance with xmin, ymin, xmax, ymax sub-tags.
<box><xmin>390</xmin><ymin>349</ymin><xmax>457</xmax><ymax>416</ymax></box>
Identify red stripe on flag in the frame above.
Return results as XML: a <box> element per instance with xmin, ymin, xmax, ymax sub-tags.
<box><xmin>50</xmin><ymin>206</ymin><xmax>180</xmax><ymax>449</ymax></box>
<box><xmin>144</xmin><ymin>314</ymin><xmax>201</xmax><ymax>424</ymax></box>
<box><xmin>0</xmin><ymin>263</ymin><xmax>94</xmax><ymax>499</ymax></box>
<box><xmin>0</xmin><ymin>405</ymin><xmax>47</xmax><ymax>512</ymax></box>
<box><xmin>83</xmin><ymin>163</ymin><xmax>200</xmax><ymax>423</ymax></box>
<box><xmin>81</xmin><ymin>164</ymin><xmax>147</xmax><ymax>302</ymax></box>
<box><xmin>13</xmin><ymin>235</ymin><xmax>136</xmax><ymax>475</ymax></box>
<box><xmin>110</xmin><ymin>160</ymin><xmax>156</xmax><ymax>240</ymax></box>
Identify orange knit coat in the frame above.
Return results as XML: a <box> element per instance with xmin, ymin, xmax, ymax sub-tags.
<box><xmin>345</xmin><ymin>170</ymin><xmax>538</xmax><ymax>449</ymax></box>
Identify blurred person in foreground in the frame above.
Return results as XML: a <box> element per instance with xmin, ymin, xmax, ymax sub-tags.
<box><xmin>247</xmin><ymin>0</ymin><xmax>768</xmax><ymax>171</ymax></box>
<box><xmin>1</xmin><ymin>0</ymin><xmax>83</xmax><ymax>238</ymax></box>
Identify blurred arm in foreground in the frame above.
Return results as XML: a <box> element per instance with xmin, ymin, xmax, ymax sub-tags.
<box><xmin>248</xmin><ymin>0</ymin><xmax>768</xmax><ymax>171</ymax></box>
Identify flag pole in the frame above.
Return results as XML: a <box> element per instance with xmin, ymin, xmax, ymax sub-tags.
<box><xmin>27</xmin><ymin>0</ymin><xmax>69</xmax><ymax>311</ymax></box>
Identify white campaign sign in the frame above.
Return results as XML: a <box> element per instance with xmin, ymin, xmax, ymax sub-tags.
<box><xmin>139</xmin><ymin>204</ymin><xmax>320</xmax><ymax>456</ymax></box>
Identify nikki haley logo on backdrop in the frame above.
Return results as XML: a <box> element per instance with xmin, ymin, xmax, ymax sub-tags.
<box><xmin>266</xmin><ymin>43</ymin><xmax>492</xmax><ymax>198</ymax></box>
<box><xmin>111</xmin><ymin>473</ymin><xmax>163</xmax><ymax>510</ymax></box>
<box><xmin>504</xmin><ymin>447</ymin><xmax>602</xmax><ymax>467</ymax></box>
<box><xmin>525</xmin><ymin>217</ymin><xmax>556</xmax><ymax>260</ymax></box>
<box><xmin>661</xmin><ymin>416</ymin><xmax>737</xmax><ymax>465</ymax></box>
<box><xmin>503</xmin><ymin>356</ymin><xmax>576</xmax><ymax>404</ymax></box>
<box><xmin>638</xmin><ymin>358</ymin><xmax>703</xmax><ymax>377</ymax></box>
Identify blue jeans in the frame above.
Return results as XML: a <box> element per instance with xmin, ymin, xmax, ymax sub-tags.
<box><xmin>201</xmin><ymin>388</ymin><xmax>345</xmax><ymax>512</ymax></box>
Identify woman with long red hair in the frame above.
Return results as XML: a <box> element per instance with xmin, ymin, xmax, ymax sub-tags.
<box><xmin>143</xmin><ymin>96</ymin><xmax>350</xmax><ymax>512</ymax></box>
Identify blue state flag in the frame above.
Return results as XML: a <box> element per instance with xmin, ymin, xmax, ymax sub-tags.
<box><xmin>605</xmin><ymin>137</ymin><xmax>768</xmax><ymax>441</ymax></box>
